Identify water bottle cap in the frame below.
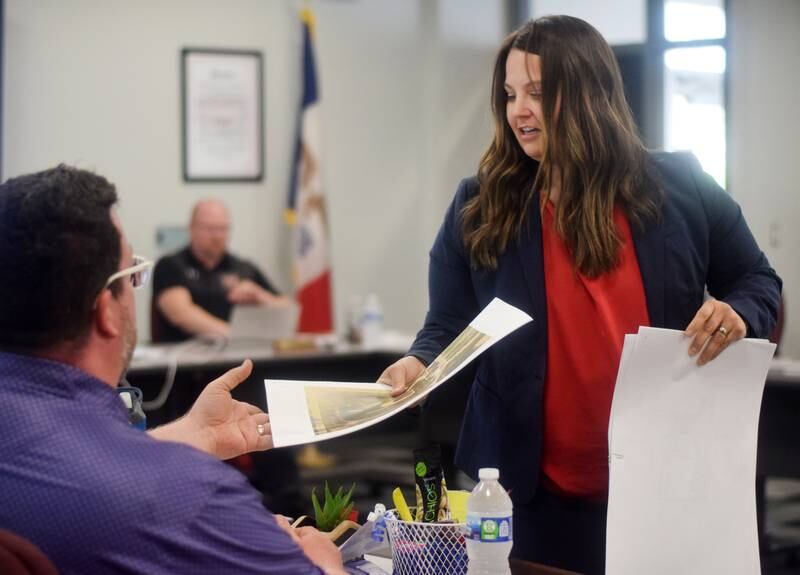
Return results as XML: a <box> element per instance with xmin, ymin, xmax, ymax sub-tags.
<box><xmin>478</xmin><ymin>467</ymin><xmax>499</xmax><ymax>480</ymax></box>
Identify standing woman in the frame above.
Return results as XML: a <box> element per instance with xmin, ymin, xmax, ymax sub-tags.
<box><xmin>380</xmin><ymin>15</ymin><xmax>781</xmax><ymax>574</ymax></box>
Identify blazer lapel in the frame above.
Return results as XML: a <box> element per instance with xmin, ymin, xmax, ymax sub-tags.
<box><xmin>517</xmin><ymin>191</ymin><xmax>548</xmax><ymax>325</ymax></box>
<box><xmin>632</xmin><ymin>217</ymin><xmax>666</xmax><ymax>328</ymax></box>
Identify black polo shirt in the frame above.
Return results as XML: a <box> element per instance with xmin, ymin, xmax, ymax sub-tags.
<box><xmin>151</xmin><ymin>247</ymin><xmax>278</xmax><ymax>342</ymax></box>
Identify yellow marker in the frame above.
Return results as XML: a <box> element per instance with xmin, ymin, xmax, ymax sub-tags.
<box><xmin>392</xmin><ymin>487</ymin><xmax>414</xmax><ymax>522</ymax></box>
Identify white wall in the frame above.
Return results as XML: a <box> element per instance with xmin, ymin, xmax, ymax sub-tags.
<box><xmin>3</xmin><ymin>0</ymin><xmax>499</xmax><ymax>341</ymax></box>
<box><xmin>11</xmin><ymin>1</ymin><xmax>791</xmax><ymax>356</ymax></box>
<box><xmin>312</xmin><ymin>0</ymin><xmax>499</xmax><ymax>336</ymax></box>
<box><xmin>729</xmin><ymin>0</ymin><xmax>800</xmax><ymax>357</ymax></box>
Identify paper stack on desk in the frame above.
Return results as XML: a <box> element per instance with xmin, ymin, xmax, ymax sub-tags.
<box><xmin>606</xmin><ymin>327</ymin><xmax>776</xmax><ymax>575</ymax></box>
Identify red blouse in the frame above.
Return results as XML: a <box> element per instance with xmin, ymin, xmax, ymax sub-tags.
<box><xmin>540</xmin><ymin>202</ymin><xmax>650</xmax><ymax>499</ymax></box>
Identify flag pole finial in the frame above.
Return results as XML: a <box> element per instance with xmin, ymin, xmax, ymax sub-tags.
<box><xmin>301</xmin><ymin>6</ymin><xmax>316</xmax><ymax>36</ymax></box>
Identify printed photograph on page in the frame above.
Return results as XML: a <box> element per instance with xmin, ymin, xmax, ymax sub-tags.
<box><xmin>305</xmin><ymin>326</ymin><xmax>490</xmax><ymax>435</ymax></box>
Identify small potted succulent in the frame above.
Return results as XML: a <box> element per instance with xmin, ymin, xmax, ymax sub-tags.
<box><xmin>295</xmin><ymin>482</ymin><xmax>360</xmax><ymax>545</ymax></box>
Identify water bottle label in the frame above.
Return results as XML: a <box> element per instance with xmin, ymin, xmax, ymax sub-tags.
<box><xmin>466</xmin><ymin>514</ymin><xmax>513</xmax><ymax>543</ymax></box>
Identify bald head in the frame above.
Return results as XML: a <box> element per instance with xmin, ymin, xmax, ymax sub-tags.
<box><xmin>189</xmin><ymin>199</ymin><xmax>231</xmax><ymax>269</ymax></box>
<box><xmin>191</xmin><ymin>199</ymin><xmax>229</xmax><ymax>226</ymax></box>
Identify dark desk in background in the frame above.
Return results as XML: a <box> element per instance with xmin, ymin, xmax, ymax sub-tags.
<box><xmin>127</xmin><ymin>338</ymin><xmax>408</xmax><ymax>425</ymax></box>
<box><xmin>757</xmin><ymin>357</ymin><xmax>800</xmax><ymax>558</ymax></box>
<box><xmin>126</xmin><ymin>338</ymin><xmax>419</xmax><ymax>511</ymax></box>
<box><xmin>759</xmin><ymin>358</ymin><xmax>800</xmax><ymax>479</ymax></box>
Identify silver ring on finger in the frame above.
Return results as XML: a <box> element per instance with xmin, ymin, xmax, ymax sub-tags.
<box><xmin>717</xmin><ymin>325</ymin><xmax>728</xmax><ymax>338</ymax></box>
<box><xmin>257</xmin><ymin>423</ymin><xmax>266</xmax><ymax>436</ymax></box>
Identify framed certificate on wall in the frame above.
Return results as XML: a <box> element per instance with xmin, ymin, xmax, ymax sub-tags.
<box><xmin>182</xmin><ymin>48</ymin><xmax>264</xmax><ymax>182</ymax></box>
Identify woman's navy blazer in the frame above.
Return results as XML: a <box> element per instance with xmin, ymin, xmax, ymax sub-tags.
<box><xmin>407</xmin><ymin>151</ymin><xmax>782</xmax><ymax>505</ymax></box>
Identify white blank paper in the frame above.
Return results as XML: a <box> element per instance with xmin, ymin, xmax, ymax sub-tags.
<box><xmin>606</xmin><ymin>327</ymin><xmax>775</xmax><ymax>574</ymax></box>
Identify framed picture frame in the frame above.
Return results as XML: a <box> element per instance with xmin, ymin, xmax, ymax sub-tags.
<box><xmin>182</xmin><ymin>48</ymin><xmax>264</xmax><ymax>182</ymax></box>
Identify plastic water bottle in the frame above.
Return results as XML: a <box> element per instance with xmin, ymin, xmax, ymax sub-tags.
<box><xmin>360</xmin><ymin>293</ymin><xmax>384</xmax><ymax>349</ymax></box>
<box><xmin>466</xmin><ymin>468</ymin><xmax>513</xmax><ymax>574</ymax></box>
<box><xmin>346</xmin><ymin>295</ymin><xmax>363</xmax><ymax>344</ymax></box>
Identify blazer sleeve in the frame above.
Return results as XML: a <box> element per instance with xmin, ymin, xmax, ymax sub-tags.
<box><xmin>407</xmin><ymin>179</ymin><xmax>480</xmax><ymax>365</ymax></box>
<box><xmin>688</xmin><ymin>154</ymin><xmax>782</xmax><ymax>337</ymax></box>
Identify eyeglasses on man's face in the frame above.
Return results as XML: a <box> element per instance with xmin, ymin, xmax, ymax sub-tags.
<box><xmin>105</xmin><ymin>255</ymin><xmax>154</xmax><ymax>290</ymax></box>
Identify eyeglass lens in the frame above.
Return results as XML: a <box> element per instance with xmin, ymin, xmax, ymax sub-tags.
<box><xmin>130</xmin><ymin>257</ymin><xmax>150</xmax><ymax>289</ymax></box>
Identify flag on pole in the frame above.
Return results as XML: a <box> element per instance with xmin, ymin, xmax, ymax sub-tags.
<box><xmin>286</xmin><ymin>8</ymin><xmax>334</xmax><ymax>333</ymax></box>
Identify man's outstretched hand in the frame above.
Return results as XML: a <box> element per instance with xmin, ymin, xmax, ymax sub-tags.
<box><xmin>149</xmin><ymin>360</ymin><xmax>273</xmax><ymax>459</ymax></box>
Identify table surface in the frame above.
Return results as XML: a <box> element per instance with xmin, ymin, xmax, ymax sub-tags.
<box><xmin>128</xmin><ymin>333</ymin><xmax>413</xmax><ymax>374</ymax></box>
<box><xmin>765</xmin><ymin>356</ymin><xmax>800</xmax><ymax>385</ymax></box>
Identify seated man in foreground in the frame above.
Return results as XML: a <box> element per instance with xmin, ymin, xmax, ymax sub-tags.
<box><xmin>152</xmin><ymin>198</ymin><xmax>292</xmax><ymax>342</ymax></box>
<box><xmin>0</xmin><ymin>166</ymin><xmax>345</xmax><ymax>575</ymax></box>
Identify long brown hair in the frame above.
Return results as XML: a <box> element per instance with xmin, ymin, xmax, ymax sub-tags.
<box><xmin>462</xmin><ymin>16</ymin><xmax>661</xmax><ymax>277</ymax></box>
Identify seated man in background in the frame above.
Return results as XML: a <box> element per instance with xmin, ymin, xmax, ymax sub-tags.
<box><xmin>0</xmin><ymin>166</ymin><xmax>345</xmax><ymax>575</ymax></box>
<box><xmin>152</xmin><ymin>198</ymin><xmax>291</xmax><ymax>342</ymax></box>
<box><xmin>152</xmin><ymin>199</ymin><xmax>306</xmax><ymax>519</ymax></box>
